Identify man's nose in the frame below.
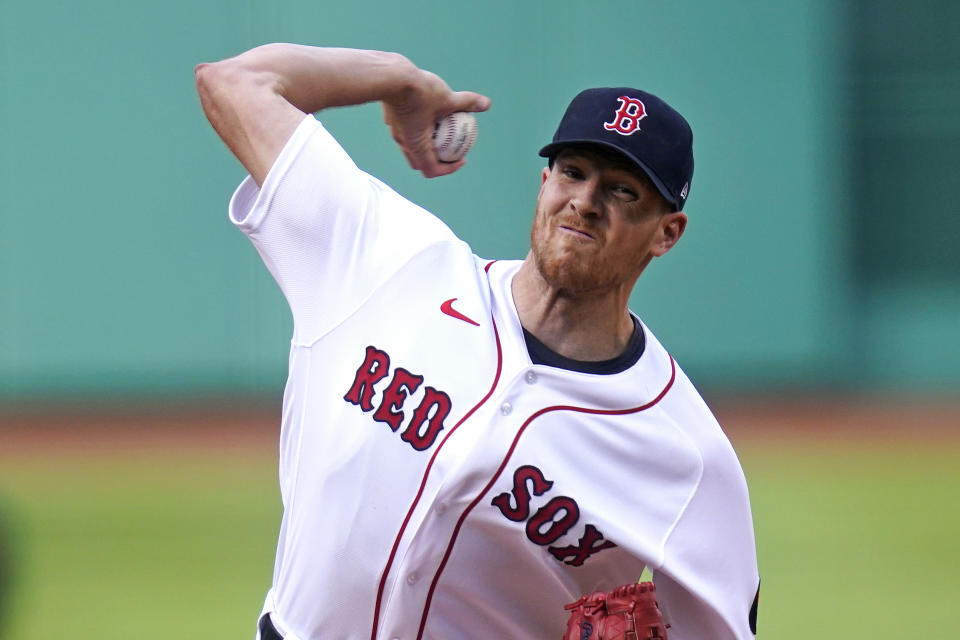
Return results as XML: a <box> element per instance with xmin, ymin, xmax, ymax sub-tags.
<box><xmin>570</xmin><ymin>178</ymin><xmax>602</xmax><ymax>217</ymax></box>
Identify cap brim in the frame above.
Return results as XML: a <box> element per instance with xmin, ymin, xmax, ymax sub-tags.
<box><xmin>538</xmin><ymin>140</ymin><xmax>678</xmax><ymax>210</ymax></box>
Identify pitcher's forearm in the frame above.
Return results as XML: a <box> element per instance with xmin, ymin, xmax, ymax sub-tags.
<box><xmin>205</xmin><ymin>44</ymin><xmax>418</xmax><ymax>114</ymax></box>
<box><xmin>196</xmin><ymin>43</ymin><xmax>489</xmax><ymax>182</ymax></box>
<box><xmin>195</xmin><ymin>45</ymin><xmax>419</xmax><ymax>184</ymax></box>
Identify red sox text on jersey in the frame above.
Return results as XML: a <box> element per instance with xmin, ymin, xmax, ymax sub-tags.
<box><xmin>343</xmin><ymin>344</ymin><xmax>618</xmax><ymax>567</ymax></box>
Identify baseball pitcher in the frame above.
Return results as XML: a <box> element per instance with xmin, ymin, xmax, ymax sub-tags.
<box><xmin>196</xmin><ymin>43</ymin><xmax>760</xmax><ymax>640</ymax></box>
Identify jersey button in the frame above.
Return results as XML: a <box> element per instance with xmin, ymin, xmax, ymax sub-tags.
<box><xmin>435</xmin><ymin>502</ymin><xmax>448</xmax><ymax>515</ymax></box>
<box><xmin>525</xmin><ymin>370</ymin><xmax>538</xmax><ymax>384</ymax></box>
<box><xmin>500</xmin><ymin>402</ymin><xmax>512</xmax><ymax>416</ymax></box>
<box><xmin>407</xmin><ymin>573</ymin><xmax>418</xmax><ymax>585</ymax></box>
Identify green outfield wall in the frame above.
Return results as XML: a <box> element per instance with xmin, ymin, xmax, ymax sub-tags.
<box><xmin>2</xmin><ymin>0</ymin><xmax>957</xmax><ymax>399</ymax></box>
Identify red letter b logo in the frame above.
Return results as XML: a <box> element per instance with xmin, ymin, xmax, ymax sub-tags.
<box><xmin>603</xmin><ymin>96</ymin><xmax>647</xmax><ymax>136</ymax></box>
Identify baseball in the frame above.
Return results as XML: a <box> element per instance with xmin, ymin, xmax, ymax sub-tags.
<box><xmin>433</xmin><ymin>112</ymin><xmax>478</xmax><ymax>163</ymax></box>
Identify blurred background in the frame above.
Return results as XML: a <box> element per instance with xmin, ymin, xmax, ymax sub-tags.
<box><xmin>1</xmin><ymin>0</ymin><xmax>957</xmax><ymax>638</ymax></box>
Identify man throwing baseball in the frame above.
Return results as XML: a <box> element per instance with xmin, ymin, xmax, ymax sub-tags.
<box><xmin>196</xmin><ymin>44</ymin><xmax>759</xmax><ymax>640</ymax></box>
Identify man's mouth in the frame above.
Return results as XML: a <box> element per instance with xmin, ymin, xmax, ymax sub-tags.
<box><xmin>559</xmin><ymin>225</ymin><xmax>595</xmax><ymax>240</ymax></box>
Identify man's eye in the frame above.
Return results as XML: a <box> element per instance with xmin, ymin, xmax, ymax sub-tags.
<box><xmin>562</xmin><ymin>167</ymin><xmax>584</xmax><ymax>179</ymax></box>
<box><xmin>613</xmin><ymin>185</ymin><xmax>638</xmax><ymax>199</ymax></box>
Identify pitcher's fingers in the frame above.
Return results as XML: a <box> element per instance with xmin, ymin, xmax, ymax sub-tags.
<box><xmin>447</xmin><ymin>91</ymin><xmax>491</xmax><ymax>114</ymax></box>
<box><xmin>422</xmin><ymin>157</ymin><xmax>467</xmax><ymax>178</ymax></box>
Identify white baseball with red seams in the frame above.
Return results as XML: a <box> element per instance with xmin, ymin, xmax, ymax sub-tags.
<box><xmin>432</xmin><ymin>112</ymin><xmax>477</xmax><ymax>162</ymax></box>
<box><xmin>229</xmin><ymin>114</ymin><xmax>759</xmax><ymax>640</ymax></box>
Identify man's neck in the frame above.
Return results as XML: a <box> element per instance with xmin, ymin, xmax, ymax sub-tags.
<box><xmin>511</xmin><ymin>257</ymin><xmax>637</xmax><ymax>362</ymax></box>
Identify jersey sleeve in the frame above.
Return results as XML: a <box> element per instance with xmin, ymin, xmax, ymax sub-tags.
<box><xmin>652</xmin><ymin>426</ymin><xmax>760</xmax><ymax>640</ymax></box>
<box><xmin>228</xmin><ymin>114</ymin><xmax>459</xmax><ymax>344</ymax></box>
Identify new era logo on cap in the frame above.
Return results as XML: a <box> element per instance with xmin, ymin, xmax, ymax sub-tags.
<box><xmin>539</xmin><ymin>87</ymin><xmax>694</xmax><ymax>211</ymax></box>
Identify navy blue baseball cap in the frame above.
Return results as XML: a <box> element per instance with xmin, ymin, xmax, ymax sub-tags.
<box><xmin>539</xmin><ymin>87</ymin><xmax>694</xmax><ymax>211</ymax></box>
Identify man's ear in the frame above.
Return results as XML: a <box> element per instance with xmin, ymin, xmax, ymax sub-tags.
<box><xmin>651</xmin><ymin>211</ymin><xmax>687</xmax><ymax>257</ymax></box>
<box><xmin>537</xmin><ymin>166</ymin><xmax>551</xmax><ymax>198</ymax></box>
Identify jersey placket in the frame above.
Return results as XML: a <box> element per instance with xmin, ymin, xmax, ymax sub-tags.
<box><xmin>375</xmin><ymin>362</ymin><xmax>558</xmax><ymax>640</ymax></box>
<box><xmin>364</xmin><ymin>353</ymin><xmax>511</xmax><ymax>629</ymax></box>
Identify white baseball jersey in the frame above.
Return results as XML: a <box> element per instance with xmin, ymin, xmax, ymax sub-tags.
<box><xmin>229</xmin><ymin>114</ymin><xmax>759</xmax><ymax>640</ymax></box>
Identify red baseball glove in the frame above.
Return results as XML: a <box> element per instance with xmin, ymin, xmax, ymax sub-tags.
<box><xmin>562</xmin><ymin>582</ymin><xmax>668</xmax><ymax>640</ymax></box>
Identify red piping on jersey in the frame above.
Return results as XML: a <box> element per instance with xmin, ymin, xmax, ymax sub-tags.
<box><xmin>415</xmin><ymin>354</ymin><xmax>678</xmax><ymax>640</ymax></box>
<box><xmin>370</xmin><ymin>308</ymin><xmax>503</xmax><ymax>640</ymax></box>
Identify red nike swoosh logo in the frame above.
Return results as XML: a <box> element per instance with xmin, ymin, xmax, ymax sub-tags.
<box><xmin>440</xmin><ymin>298</ymin><xmax>480</xmax><ymax>326</ymax></box>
